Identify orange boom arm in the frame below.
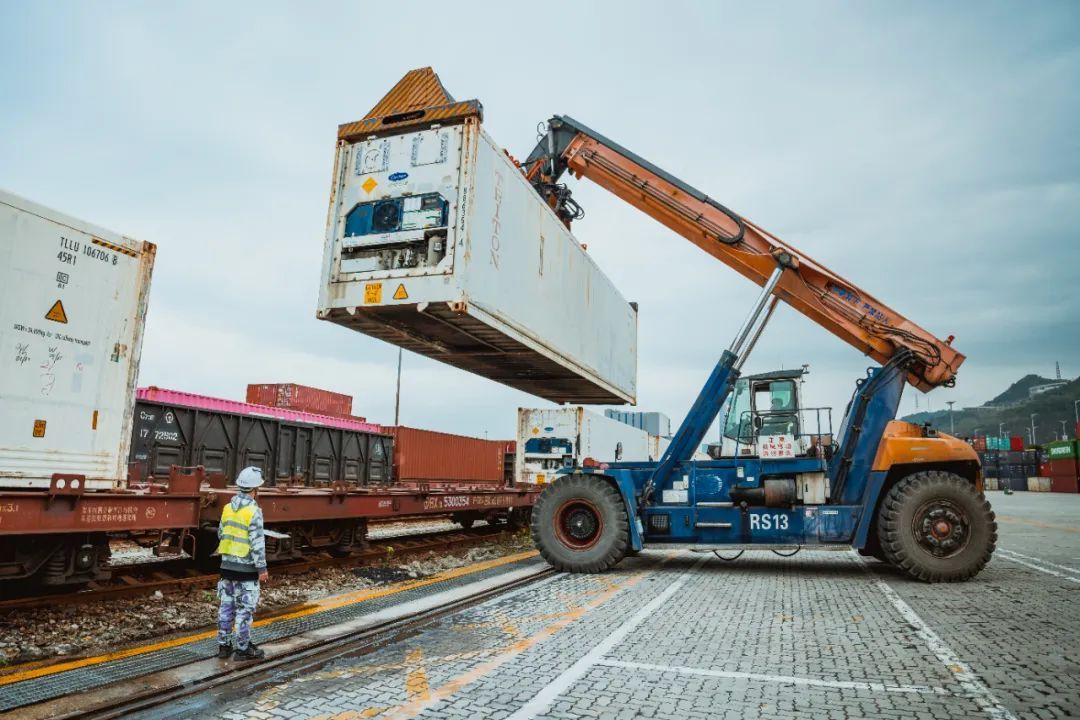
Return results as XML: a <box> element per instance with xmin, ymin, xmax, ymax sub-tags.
<box><xmin>524</xmin><ymin>116</ymin><xmax>963</xmax><ymax>392</ymax></box>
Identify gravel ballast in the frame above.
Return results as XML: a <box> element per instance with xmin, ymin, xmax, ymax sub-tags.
<box><xmin>0</xmin><ymin>529</ymin><xmax>531</xmax><ymax>667</ymax></box>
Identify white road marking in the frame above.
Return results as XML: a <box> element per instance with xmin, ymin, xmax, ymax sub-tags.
<box><xmin>598</xmin><ymin>658</ymin><xmax>952</xmax><ymax>695</ymax></box>
<box><xmin>506</xmin><ymin>554</ymin><xmax>708</xmax><ymax>720</ymax></box>
<box><xmin>855</xmin><ymin>554</ymin><xmax>1018</xmax><ymax>720</ymax></box>
<box><xmin>997</xmin><ymin>549</ymin><xmax>1080</xmax><ymax>581</ymax></box>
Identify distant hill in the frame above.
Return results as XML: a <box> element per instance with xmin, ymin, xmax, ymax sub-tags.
<box><xmin>985</xmin><ymin>374</ymin><xmax>1055</xmax><ymax>406</ymax></box>
<box><xmin>900</xmin><ymin>375</ymin><xmax>1079</xmax><ymax>446</ymax></box>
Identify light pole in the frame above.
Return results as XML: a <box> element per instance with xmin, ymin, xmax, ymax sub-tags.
<box><xmin>1030</xmin><ymin>413</ymin><xmax>1038</xmax><ymax>447</ymax></box>
<box><xmin>394</xmin><ymin>348</ymin><xmax>403</xmax><ymax>425</ymax></box>
<box><xmin>1061</xmin><ymin>420</ymin><xmax>1068</xmax><ymax>440</ymax></box>
<box><xmin>946</xmin><ymin>401</ymin><xmax>955</xmax><ymax>434</ymax></box>
<box><xmin>1074</xmin><ymin>399</ymin><xmax>1079</xmax><ymax>426</ymax></box>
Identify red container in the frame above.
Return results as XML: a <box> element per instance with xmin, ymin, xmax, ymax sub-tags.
<box><xmin>1050</xmin><ymin>475</ymin><xmax>1079</xmax><ymax>493</ymax></box>
<box><xmin>968</xmin><ymin>436</ymin><xmax>987</xmax><ymax>451</ymax></box>
<box><xmin>1048</xmin><ymin>457</ymin><xmax>1080</xmax><ymax>479</ymax></box>
<box><xmin>1009</xmin><ymin>436</ymin><xmax>1025</xmax><ymax>451</ymax></box>
<box><xmin>246</xmin><ymin>383</ymin><xmax>353</xmax><ymax>418</ymax></box>
<box><xmin>388</xmin><ymin>426</ymin><xmax>510</xmax><ymax>485</ymax></box>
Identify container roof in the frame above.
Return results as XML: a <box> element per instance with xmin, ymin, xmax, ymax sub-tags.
<box><xmin>338</xmin><ymin>67</ymin><xmax>482</xmax><ymax>141</ymax></box>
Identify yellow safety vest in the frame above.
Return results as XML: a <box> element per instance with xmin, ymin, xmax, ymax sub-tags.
<box><xmin>216</xmin><ymin>503</ymin><xmax>257</xmax><ymax>558</ymax></box>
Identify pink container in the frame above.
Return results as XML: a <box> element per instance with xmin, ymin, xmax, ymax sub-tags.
<box><xmin>137</xmin><ymin>387</ymin><xmax>380</xmax><ymax>433</ymax></box>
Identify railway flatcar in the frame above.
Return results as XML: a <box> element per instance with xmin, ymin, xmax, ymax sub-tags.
<box><xmin>0</xmin><ymin>384</ymin><xmax>538</xmax><ymax>591</ymax></box>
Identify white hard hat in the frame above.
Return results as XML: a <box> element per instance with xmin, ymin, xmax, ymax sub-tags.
<box><xmin>235</xmin><ymin>466</ymin><xmax>265</xmax><ymax>490</ymax></box>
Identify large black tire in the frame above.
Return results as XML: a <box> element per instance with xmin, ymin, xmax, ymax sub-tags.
<box><xmin>531</xmin><ymin>474</ymin><xmax>629</xmax><ymax>573</ymax></box>
<box><xmin>877</xmin><ymin>471</ymin><xmax>996</xmax><ymax>582</ymax></box>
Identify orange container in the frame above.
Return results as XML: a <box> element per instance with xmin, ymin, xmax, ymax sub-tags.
<box><xmin>388</xmin><ymin>426</ymin><xmax>510</xmax><ymax>485</ymax></box>
<box><xmin>246</xmin><ymin>383</ymin><xmax>353</xmax><ymax>419</ymax></box>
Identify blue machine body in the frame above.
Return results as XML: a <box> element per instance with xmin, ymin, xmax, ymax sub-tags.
<box><xmin>565</xmin><ymin>352</ymin><xmax>912</xmax><ymax>551</ymax></box>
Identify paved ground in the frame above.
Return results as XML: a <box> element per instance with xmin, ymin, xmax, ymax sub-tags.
<box><xmin>154</xmin><ymin>492</ymin><xmax>1079</xmax><ymax>720</ymax></box>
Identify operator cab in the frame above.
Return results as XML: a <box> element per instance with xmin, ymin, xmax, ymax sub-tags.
<box><xmin>710</xmin><ymin>368</ymin><xmax>833</xmax><ymax>459</ymax></box>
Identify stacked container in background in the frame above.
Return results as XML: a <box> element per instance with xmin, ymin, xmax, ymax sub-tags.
<box><xmin>973</xmin><ymin>447</ymin><xmax>1039</xmax><ymax>491</ymax></box>
<box><xmin>980</xmin><ymin>436</ymin><xmax>1024</xmax><ymax>451</ymax></box>
<box><xmin>1044</xmin><ymin>440</ymin><xmax>1080</xmax><ymax>493</ymax></box>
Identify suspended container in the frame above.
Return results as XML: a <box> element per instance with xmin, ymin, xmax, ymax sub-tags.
<box><xmin>317</xmin><ymin>68</ymin><xmax>637</xmax><ymax>405</ymax></box>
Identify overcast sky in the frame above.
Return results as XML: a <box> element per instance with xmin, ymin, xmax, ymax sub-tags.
<box><xmin>3</xmin><ymin>2</ymin><xmax>1078</xmax><ymax>441</ymax></box>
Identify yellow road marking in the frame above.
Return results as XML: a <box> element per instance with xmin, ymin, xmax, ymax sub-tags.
<box><xmin>998</xmin><ymin>516</ymin><xmax>1080</xmax><ymax>534</ymax></box>
<box><xmin>404</xmin><ymin>648</ymin><xmax>430</xmax><ymax>701</ymax></box>
<box><xmin>379</xmin><ymin>562</ymin><xmax>665</xmax><ymax>720</ymax></box>
<box><xmin>0</xmin><ymin>550</ymin><xmax>538</xmax><ymax>687</ymax></box>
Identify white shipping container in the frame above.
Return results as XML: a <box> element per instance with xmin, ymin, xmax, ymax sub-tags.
<box><xmin>318</xmin><ymin>116</ymin><xmax>638</xmax><ymax>404</ymax></box>
<box><xmin>516</xmin><ymin>407</ymin><xmax>665</xmax><ymax>485</ymax></box>
<box><xmin>0</xmin><ymin>190</ymin><xmax>155</xmax><ymax>490</ymax></box>
<box><xmin>605</xmin><ymin>409</ymin><xmax>672</xmax><ymax>437</ymax></box>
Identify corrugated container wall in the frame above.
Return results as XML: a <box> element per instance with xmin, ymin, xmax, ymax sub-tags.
<box><xmin>316</xmin><ymin>68</ymin><xmax>637</xmax><ymax>405</ymax></box>
<box><xmin>1009</xmin><ymin>436</ymin><xmax>1025</xmax><ymax>451</ymax></box>
<box><xmin>0</xmin><ymin>190</ymin><xmax>155</xmax><ymax>490</ymax></box>
<box><xmin>388</xmin><ymin>426</ymin><xmax>508</xmax><ymax>485</ymax></box>
<box><xmin>246</xmin><ymin>383</ymin><xmax>353</xmax><ymax>419</ymax></box>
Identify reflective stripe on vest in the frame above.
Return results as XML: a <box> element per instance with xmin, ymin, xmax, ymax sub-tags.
<box><xmin>216</xmin><ymin>503</ymin><xmax>257</xmax><ymax>558</ymax></box>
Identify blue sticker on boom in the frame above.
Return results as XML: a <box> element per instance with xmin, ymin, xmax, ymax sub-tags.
<box><xmin>388</xmin><ymin>171</ymin><xmax>409</xmax><ymax>182</ymax></box>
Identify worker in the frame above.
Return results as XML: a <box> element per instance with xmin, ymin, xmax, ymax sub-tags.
<box><xmin>215</xmin><ymin>466</ymin><xmax>269</xmax><ymax>661</ymax></box>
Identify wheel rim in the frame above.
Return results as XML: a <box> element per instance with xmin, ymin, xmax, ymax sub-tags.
<box><xmin>554</xmin><ymin>500</ymin><xmax>603</xmax><ymax>550</ymax></box>
<box><xmin>911</xmin><ymin>499</ymin><xmax>971</xmax><ymax>558</ymax></box>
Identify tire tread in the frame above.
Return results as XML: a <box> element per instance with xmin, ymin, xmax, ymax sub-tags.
<box><xmin>877</xmin><ymin>471</ymin><xmax>996</xmax><ymax>583</ymax></box>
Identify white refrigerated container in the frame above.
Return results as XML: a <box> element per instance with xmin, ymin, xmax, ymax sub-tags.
<box><xmin>516</xmin><ymin>407</ymin><xmax>665</xmax><ymax>485</ymax></box>
<box><xmin>0</xmin><ymin>190</ymin><xmax>155</xmax><ymax>490</ymax></box>
<box><xmin>317</xmin><ymin>69</ymin><xmax>637</xmax><ymax>405</ymax></box>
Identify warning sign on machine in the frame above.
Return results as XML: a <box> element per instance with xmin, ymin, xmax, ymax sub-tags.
<box><xmin>393</xmin><ymin>284</ymin><xmax>409</xmax><ymax>300</ymax></box>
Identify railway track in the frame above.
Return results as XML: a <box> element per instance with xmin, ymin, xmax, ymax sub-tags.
<box><xmin>0</xmin><ymin>524</ymin><xmax>516</xmax><ymax>612</ymax></box>
<box><xmin>4</xmin><ymin>553</ymin><xmax>553</xmax><ymax>719</ymax></box>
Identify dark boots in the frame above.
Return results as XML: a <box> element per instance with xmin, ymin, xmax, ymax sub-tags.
<box><xmin>234</xmin><ymin>643</ymin><xmax>266</xmax><ymax>661</ymax></box>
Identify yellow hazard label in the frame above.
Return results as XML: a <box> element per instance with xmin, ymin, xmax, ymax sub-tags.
<box><xmin>92</xmin><ymin>410</ymin><xmax>98</xmax><ymax>430</ymax></box>
<box><xmin>537</xmin><ymin>474</ymin><xmax>546</xmax><ymax>484</ymax></box>
<box><xmin>33</xmin><ymin>420</ymin><xmax>46</xmax><ymax>438</ymax></box>
<box><xmin>45</xmin><ymin>300</ymin><xmax>68</xmax><ymax>324</ymax></box>
<box><xmin>361</xmin><ymin>177</ymin><xmax>378</xmax><ymax>194</ymax></box>
<box><xmin>363</xmin><ymin>283</ymin><xmax>382</xmax><ymax>304</ymax></box>
<box><xmin>393</xmin><ymin>284</ymin><xmax>409</xmax><ymax>300</ymax></box>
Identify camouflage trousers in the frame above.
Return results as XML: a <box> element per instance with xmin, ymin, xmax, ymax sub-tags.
<box><xmin>217</xmin><ymin>578</ymin><xmax>260</xmax><ymax>649</ymax></box>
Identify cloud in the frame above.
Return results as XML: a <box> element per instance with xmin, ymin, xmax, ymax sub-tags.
<box><xmin>2</xmin><ymin>1</ymin><xmax>1078</xmax><ymax>443</ymax></box>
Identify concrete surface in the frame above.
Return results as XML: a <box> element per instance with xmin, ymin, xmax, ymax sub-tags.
<box><xmin>150</xmin><ymin>491</ymin><xmax>1080</xmax><ymax>720</ymax></box>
